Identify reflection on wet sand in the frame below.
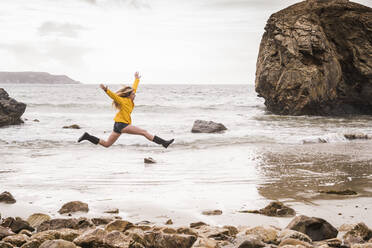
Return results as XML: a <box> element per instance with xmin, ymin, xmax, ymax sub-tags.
<box><xmin>255</xmin><ymin>141</ymin><xmax>372</xmax><ymax>204</ymax></box>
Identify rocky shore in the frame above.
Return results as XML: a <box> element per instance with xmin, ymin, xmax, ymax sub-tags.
<box><xmin>1</xmin><ymin>193</ymin><xmax>372</xmax><ymax>248</ymax></box>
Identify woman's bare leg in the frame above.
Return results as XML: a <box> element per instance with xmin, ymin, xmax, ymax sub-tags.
<box><xmin>121</xmin><ymin>125</ymin><xmax>154</xmax><ymax>141</ymax></box>
<box><xmin>99</xmin><ymin>132</ymin><xmax>121</xmax><ymax>148</ymax></box>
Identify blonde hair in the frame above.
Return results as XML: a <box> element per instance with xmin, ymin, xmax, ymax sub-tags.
<box><xmin>112</xmin><ymin>86</ymin><xmax>133</xmax><ymax>110</ymax></box>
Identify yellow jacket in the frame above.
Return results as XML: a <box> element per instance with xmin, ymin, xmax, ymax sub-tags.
<box><xmin>105</xmin><ymin>78</ymin><xmax>139</xmax><ymax>124</ymax></box>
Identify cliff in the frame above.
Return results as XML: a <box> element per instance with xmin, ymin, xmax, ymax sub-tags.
<box><xmin>0</xmin><ymin>72</ymin><xmax>81</xmax><ymax>84</ymax></box>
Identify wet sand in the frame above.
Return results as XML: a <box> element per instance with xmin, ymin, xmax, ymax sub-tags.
<box><xmin>1</xmin><ymin>140</ymin><xmax>372</xmax><ymax>229</ymax></box>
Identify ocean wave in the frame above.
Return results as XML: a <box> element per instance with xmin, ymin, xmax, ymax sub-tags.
<box><xmin>0</xmin><ymin>134</ymin><xmax>277</xmax><ymax>150</ymax></box>
<box><xmin>302</xmin><ymin>133</ymin><xmax>348</xmax><ymax>144</ymax></box>
<box><xmin>28</xmin><ymin>103</ymin><xmax>107</xmax><ymax>108</ymax></box>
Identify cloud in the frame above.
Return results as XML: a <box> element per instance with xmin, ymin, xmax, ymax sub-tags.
<box><xmin>0</xmin><ymin>41</ymin><xmax>90</xmax><ymax>67</ymax></box>
<box><xmin>38</xmin><ymin>22</ymin><xmax>87</xmax><ymax>38</ymax></box>
<box><xmin>81</xmin><ymin>0</ymin><xmax>150</xmax><ymax>9</ymax></box>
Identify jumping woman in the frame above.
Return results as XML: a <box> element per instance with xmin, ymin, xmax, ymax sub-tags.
<box><xmin>78</xmin><ymin>72</ymin><xmax>174</xmax><ymax>148</ymax></box>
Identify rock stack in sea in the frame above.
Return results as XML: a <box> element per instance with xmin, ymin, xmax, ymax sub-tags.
<box><xmin>0</xmin><ymin>88</ymin><xmax>26</xmax><ymax>127</ymax></box>
<box><xmin>255</xmin><ymin>0</ymin><xmax>372</xmax><ymax>116</ymax></box>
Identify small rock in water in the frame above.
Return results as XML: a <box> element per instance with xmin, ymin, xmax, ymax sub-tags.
<box><xmin>58</xmin><ymin>201</ymin><xmax>89</xmax><ymax>214</ymax></box>
<box><xmin>33</xmin><ymin>119</ymin><xmax>40</xmax><ymax>122</ymax></box>
<box><xmin>191</xmin><ymin>120</ymin><xmax>227</xmax><ymax>133</ymax></box>
<box><xmin>319</xmin><ymin>189</ymin><xmax>357</xmax><ymax>195</ymax></box>
<box><xmin>240</xmin><ymin>201</ymin><xmax>296</xmax><ymax>217</ymax></box>
<box><xmin>344</xmin><ymin>133</ymin><xmax>369</xmax><ymax>140</ymax></box>
<box><xmin>202</xmin><ymin>210</ymin><xmax>223</xmax><ymax>216</ymax></box>
<box><xmin>144</xmin><ymin>157</ymin><xmax>156</xmax><ymax>164</ymax></box>
<box><xmin>62</xmin><ymin>124</ymin><xmax>80</xmax><ymax>129</ymax></box>
<box><xmin>0</xmin><ymin>191</ymin><xmax>16</xmax><ymax>204</ymax></box>
<box><xmin>165</xmin><ymin>219</ymin><xmax>173</xmax><ymax>225</ymax></box>
<box><xmin>104</xmin><ymin>208</ymin><xmax>119</xmax><ymax>214</ymax></box>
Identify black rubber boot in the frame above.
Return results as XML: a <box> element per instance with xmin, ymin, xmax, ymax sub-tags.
<box><xmin>153</xmin><ymin>135</ymin><xmax>174</xmax><ymax>148</ymax></box>
<box><xmin>78</xmin><ymin>132</ymin><xmax>100</xmax><ymax>145</ymax></box>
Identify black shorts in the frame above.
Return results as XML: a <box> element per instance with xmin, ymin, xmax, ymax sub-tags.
<box><xmin>113</xmin><ymin>122</ymin><xmax>129</xmax><ymax>134</ymax></box>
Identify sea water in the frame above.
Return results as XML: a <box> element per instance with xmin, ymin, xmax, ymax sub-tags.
<box><xmin>1</xmin><ymin>83</ymin><xmax>372</xmax><ymax>227</ymax></box>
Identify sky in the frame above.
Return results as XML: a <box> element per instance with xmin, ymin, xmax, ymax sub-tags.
<box><xmin>0</xmin><ymin>0</ymin><xmax>371</xmax><ymax>84</ymax></box>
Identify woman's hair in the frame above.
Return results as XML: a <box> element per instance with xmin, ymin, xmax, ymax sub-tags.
<box><xmin>112</xmin><ymin>86</ymin><xmax>133</xmax><ymax>109</ymax></box>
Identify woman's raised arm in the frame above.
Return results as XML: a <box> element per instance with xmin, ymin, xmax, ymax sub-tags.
<box><xmin>132</xmin><ymin>72</ymin><xmax>141</xmax><ymax>93</ymax></box>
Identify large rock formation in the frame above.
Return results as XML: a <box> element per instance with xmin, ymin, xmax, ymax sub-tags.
<box><xmin>0</xmin><ymin>72</ymin><xmax>80</xmax><ymax>84</ymax></box>
<box><xmin>0</xmin><ymin>89</ymin><xmax>26</xmax><ymax>127</ymax></box>
<box><xmin>255</xmin><ymin>0</ymin><xmax>372</xmax><ymax>115</ymax></box>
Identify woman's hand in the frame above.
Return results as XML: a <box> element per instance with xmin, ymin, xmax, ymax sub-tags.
<box><xmin>100</xmin><ymin>84</ymin><xmax>108</xmax><ymax>92</ymax></box>
<box><xmin>134</xmin><ymin>71</ymin><xmax>141</xmax><ymax>80</ymax></box>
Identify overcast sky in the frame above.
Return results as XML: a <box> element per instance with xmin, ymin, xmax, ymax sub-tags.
<box><xmin>0</xmin><ymin>0</ymin><xmax>370</xmax><ymax>84</ymax></box>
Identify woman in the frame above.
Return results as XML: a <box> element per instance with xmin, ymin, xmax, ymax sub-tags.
<box><xmin>78</xmin><ymin>72</ymin><xmax>174</xmax><ymax>148</ymax></box>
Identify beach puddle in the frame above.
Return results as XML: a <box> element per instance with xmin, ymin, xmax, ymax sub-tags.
<box><xmin>255</xmin><ymin>142</ymin><xmax>372</xmax><ymax>203</ymax></box>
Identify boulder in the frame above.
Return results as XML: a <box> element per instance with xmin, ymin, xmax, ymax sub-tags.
<box><xmin>245</xmin><ymin>226</ymin><xmax>279</xmax><ymax>244</ymax></box>
<box><xmin>191</xmin><ymin>120</ymin><xmax>227</xmax><ymax>133</ymax></box>
<box><xmin>58</xmin><ymin>201</ymin><xmax>89</xmax><ymax>214</ymax></box>
<box><xmin>72</xmin><ymin>228</ymin><xmax>107</xmax><ymax>247</ymax></box>
<box><xmin>21</xmin><ymin>240</ymin><xmax>43</xmax><ymax>248</ymax></box>
<box><xmin>103</xmin><ymin>231</ymin><xmax>130</xmax><ymax>248</ymax></box>
<box><xmin>91</xmin><ymin>217</ymin><xmax>113</xmax><ymax>226</ymax></box>
<box><xmin>286</xmin><ymin>215</ymin><xmax>338</xmax><ymax>241</ymax></box>
<box><xmin>255</xmin><ymin>0</ymin><xmax>372</xmax><ymax>116</ymax></box>
<box><xmin>343</xmin><ymin>223</ymin><xmax>372</xmax><ymax>245</ymax></box>
<box><xmin>223</xmin><ymin>225</ymin><xmax>239</xmax><ymax>237</ymax></box>
<box><xmin>2</xmin><ymin>234</ymin><xmax>29</xmax><ymax>247</ymax></box>
<box><xmin>105</xmin><ymin>220</ymin><xmax>133</xmax><ymax>232</ymax></box>
<box><xmin>57</xmin><ymin>229</ymin><xmax>81</xmax><ymax>242</ymax></box>
<box><xmin>278</xmin><ymin>229</ymin><xmax>312</xmax><ymax>243</ymax></box>
<box><xmin>0</xmin><ymin>191</ymin><xmax>16</xmax><ymax>204</ymax></box>
<box><xmin>27</xmin><ymin>213</ymin><xmax>51</xmax><ymax>228</ymax></box>
<box><xmin>37</xmin><ymin>218</ymin><xmax>94</xmax><ymax>232</ymax></box>
<box><xmin>278</xmin><ymin>238</ymin><xmax>312</xmax><ymax>247</ymax></box>
<box><xmin>177</xmin><ymin>227</ymin><xmax>198</xmax><ymax>237</ymax></box>
<box><xmin>19</xmin><ymin>230</ymin><xmax>32</xmax><ymax>237</ymax></box>
<box><xmin>162</xmin><ymin>227</ymin><xmax>177</xmax><ymax>234</ymax></box>
<box><xmin>313</xmin><ymin>238</ymin><xmax>342</xmax><ymax>248</ymax></box>
<box><xmin>241</xmin><ymin>201</ymin><xmax>296</xmax><ymax>217</ymax></box>
<box><xmin>236</xmin><ymin>235</ymin><xmax>266</xmax><ymax>248</ymax></box>
<box><xmin>0</xmin><ymin>226</ymin><xmax>15</xmax><ymax>239</ymax></box>
<box><xmin>140</xmin><ymin>232</ymin><xmax>197</xmax><ymax>248</ymax></box>
<box><xmin>28</xmin><ymin>230</ymin><xmax>58</xmax><ymax>245</ymax></box>
<box><xmin>39</xmin><ymin>239</ymin><xmax>77</xmax><ymax>248</ymax></box>
<box><xmin>1</xmin><ymin>217</ymin><xmax>35</xmax><ymax>233</ymax></box>
<box><xmin>0</xmin><ymin>241</ymin><xmax>14</xmax><ymax>248</ymax></box>
<box><xmin>0</xmin><ymin>89</ymin><xmax>26</xmax><ymax>127</ymax></box>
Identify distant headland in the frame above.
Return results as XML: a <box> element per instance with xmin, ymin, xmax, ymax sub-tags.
<box><xmin>0</xmin><ymin>71</ymin><xmax>81</xmax><ymax>84</ymax></box>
